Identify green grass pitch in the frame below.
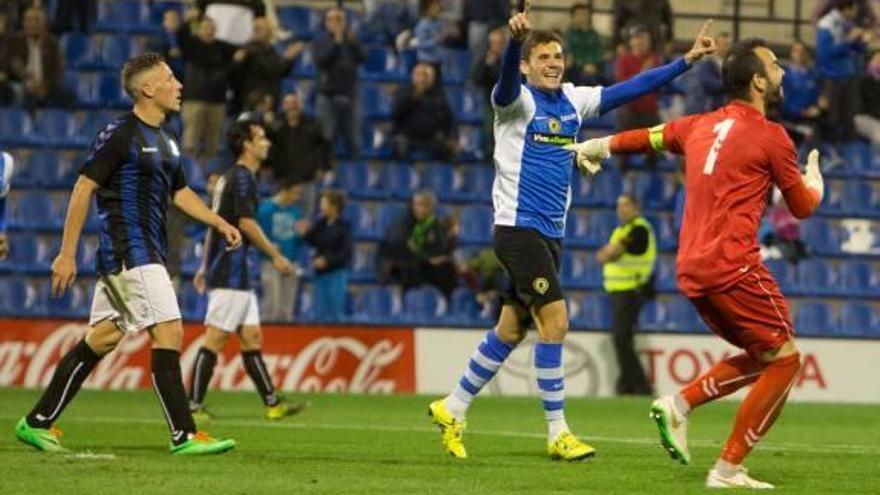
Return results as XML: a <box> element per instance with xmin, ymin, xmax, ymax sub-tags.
<box><xmin>1</xmin><ymin>389</ymin><xmax>877</xmax><ymax>494</ymax></box>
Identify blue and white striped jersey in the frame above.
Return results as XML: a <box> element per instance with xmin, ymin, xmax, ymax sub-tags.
<box><xmin>492</xmin><ymin>83</ymin><xmax>600</xmax><ymax>239</ymax></box>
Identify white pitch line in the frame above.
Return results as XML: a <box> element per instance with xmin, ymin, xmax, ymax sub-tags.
<box><xmin>3</xmin><ymin>415</ymin><xmax>878</xmax><ymax>456</ymax></box>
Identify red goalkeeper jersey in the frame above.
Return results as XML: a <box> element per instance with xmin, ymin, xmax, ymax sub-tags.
<box><xmin>662</xmin><ymin>101</ymin><xmax>803</xmax><ymax>297</ymax></box>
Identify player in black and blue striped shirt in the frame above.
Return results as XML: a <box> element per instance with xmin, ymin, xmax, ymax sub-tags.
<box><xmin>15</xmin><ymin>53</ymin><xmax>242</xmax><ymax>455</ymax></box>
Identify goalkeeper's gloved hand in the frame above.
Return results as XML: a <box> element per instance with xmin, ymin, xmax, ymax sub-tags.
<box><xmin>564</xmin><ymin>136</ymin><xmax>611</xmax><ymax>177</ymax></box>
<box><xmin>803</xmin><ymin>148</ymin><xmax>824</xmax><ymax>201</ymax></box>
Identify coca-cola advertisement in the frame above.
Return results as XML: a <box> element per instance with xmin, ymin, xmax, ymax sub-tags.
<box><xmin>0</xmin><ymin>319</ymin><xmax>415</xmax><ymax>393</ymax></box>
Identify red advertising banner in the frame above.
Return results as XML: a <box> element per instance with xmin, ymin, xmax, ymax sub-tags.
<box><xmin>0</xmin><ymin>319</ymin><xmax>415</xmax><ymax>393</ymax></box>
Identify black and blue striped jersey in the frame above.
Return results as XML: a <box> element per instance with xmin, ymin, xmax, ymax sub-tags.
<box><xmin>205</xmin><ymin>164</ymin><xmax>260</xmax><ymax>291</ymax></box>
<box><xmin>80</xmin><ymin>112</ymin><xmax>187</xmax><ymax>275</ymax></box>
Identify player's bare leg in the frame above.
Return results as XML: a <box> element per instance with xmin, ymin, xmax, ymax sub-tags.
<box><xmin>150</xmin><ymin>320</ymin><xmax>235</xmax><ymax>454</ymax></box>
<box><xmin>16</xmin><ymin>320</ymin><xmax>123</xmax><ymax>452</ymax></box>
<box><xmin>529</xmin><ymin>300</ymin><xmax>595</xmax><ymax>461</ymax></box>
<box><xmin>428</xmin><ymin>304</ymin><xmax>527</xmax><ymax>458</ymax></box>
<box><xmin>238</xmin><ymin>325</ymin><xmax>307</xmax><ymax>419</ymax></box>
<box><xmin>188</xmin><ymin>325</ymin><xmax>231</xmax><ymax>422</ymax></box>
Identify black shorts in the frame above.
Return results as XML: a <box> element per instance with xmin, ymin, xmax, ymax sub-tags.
<box><xmin>493</xmin><ymin>225</ymin><xmax>564</xmax><ymax>311</ymax></box>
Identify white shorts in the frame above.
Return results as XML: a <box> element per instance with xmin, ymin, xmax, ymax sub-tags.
<box><xmin>89</xmin><ymin>263</ymin><xmax>181</xmax><ymax>333</ymax></box>
<box><xmin>204</xmin><ymin>288</ymin><xmax>260</xmax><ymax>332</ymax></box>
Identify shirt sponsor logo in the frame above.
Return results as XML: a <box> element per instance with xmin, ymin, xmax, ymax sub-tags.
<box><xmin>141</xmin><ymin>147</ymin><xmax>158</xmax><ymax>153</ymax></box>
<box><xmin>560</xmin><ymin>113</ymin><xmax>578</xmax><ymax>122</ymax></box>
<box><xmin>532</xmin><ymin>133</ymin><xmax>575</xmax><ymax>146</ymax></box>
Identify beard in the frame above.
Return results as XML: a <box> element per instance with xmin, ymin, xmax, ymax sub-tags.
<box><xmin>764</xmin><ymin>83</ymin><xmax>784</xmax><ymax>108</ymax></box>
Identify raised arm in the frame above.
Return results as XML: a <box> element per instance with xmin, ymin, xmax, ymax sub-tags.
<box><xmin>600</xmin><ymin>19</ymin><xmax>717</xmax><ymax>114</ymax></box>
<box><xmin>492</xmin><ymin>5</ymin><xmax>531</xmax><ymax>107</ymax></box>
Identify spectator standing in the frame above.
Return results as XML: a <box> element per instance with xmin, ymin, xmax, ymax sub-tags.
<box><xmin>614</xmin><ymin>26</ymin><xmax>662</xmax><ymax>170</ymax></box>
<box><xmin>266</xmin><ymin>92</ymin><xmax>333</xmax><ymax>218</ymax></box>
<box><xmin>177</xmin><ymin>13</ymin><xmax>237</xmax><ymax>161</ymax></box>
<box><xmin>565</xmin><ymin>3</ymin><xmax>605</xmax><ymax>86</ymax></box>
<box><xmin>855</xmin><ymin>50</ymin><xmax>880</xmax><ymax>151</ymax></box>
<box><xmin>5</xmin><ymin>7</ymin><xmax>72</xmax><ymax>108</ymax></box>
<box><xmin>683</xmin><ymin>32</ymin><xmax>730</xmax><ymax>115</ymax></box>
<box><xmin>314</xmin><ymin>7</ymin><xmax>364</xmax><ymax>158</ymax></box>
<box><xmin>0</xmin><ymin>151</ymin><xmax>14</xmax><ymax>260</ymax></box>
<box><xmin>413</xmin><ymin>0</ymin><xmax>451</xmax><ymax>69</ymax></box>
<box><xmin>379</xmin><ymin>191</ymin><xmax>458</xmax><ymax>299</ymax></box>
<box><xmin>464</xmin><ymin>0</ymin><xmax>508</xmax><ymax>67</ymax></box>
<box><xmin>301</xmin><ymin>189</ymin><xmax>352</xmax><ymax>322</ymax></box>
<box><xmin>780</xmin><ymin>41</ymin><xmax>824</xmax><ymax>149</ymax></box>
<box><xmin>231</xmin><ymin>17</ymin><xmax>302</xmax><ymax>113</ymax></box>
<box><xmin>257</xmin><ymin>179</ymin><xmax>305</xmax><ymax>321</ymax></box>
<box><xmin>813</xmin><ymin>0</ymin><xmax>877</xmax><ymax>28</ymax></box>
<box><xmin>816</xmin><ymin>0</ymin><xmax>872</xmax><ymax>147</ymax></box>
<box><xmin>612</xmin><ymin>0</ymin><xmax>673</xmax><ymax>50</ymax></box>
<box><xmin>197</xmin><ymin>0</ymin><xmax>265</xmax><ymax>46</ymax></box>
<box><xmin>598</xmin><ymin>194</ymin><xmax>656</xmax><ymax>396</ymax></box>
<box><xmin>391</xmin><ymin>62</ymin><xmax>458</xmax><ymax>160</ymax></box>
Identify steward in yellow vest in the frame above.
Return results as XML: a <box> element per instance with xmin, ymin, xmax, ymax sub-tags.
<box><xmin>596</xmin><ymin>194</ymin><xmax>656</xmax><ymax>395</ymax></box>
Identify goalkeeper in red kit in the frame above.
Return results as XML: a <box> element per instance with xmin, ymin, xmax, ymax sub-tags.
<box><xmin>566</xmin><ymin>38</ymin><xmax>824</xmax><ymax>489</ymax></box>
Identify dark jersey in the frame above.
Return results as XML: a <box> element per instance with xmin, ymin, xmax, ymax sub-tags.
<box><xmin>205</xmin><ymin>164</ymin><xmax>260</xmax><ymax>291</ymax></box>
<box><xmin>80</xmin><ymin>112</ymin><xmax>187</xmax><ymax>275</ymax></box>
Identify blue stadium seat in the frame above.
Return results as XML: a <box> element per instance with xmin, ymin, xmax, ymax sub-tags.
<box><xmin>0</xmin><ymin>278</ymin><xmax>31</xmax><ymax>316</ymax></box>
<box><xmin>419</xmin><ymin>163</ymin><xmax>456</xmax><ymax>202</ymax></box>
<box><xmin>456</xmin><ymin>125</ymin><xmax>486</xmax><ymax>161</ymax></box>
<box><xmin>654</xmin><ymin>256</ymin><xmax>677</xmax><ymax>292</ymax></box>
<box><xmin>361</xmin><ymin>121</ymin><xmax>392</xmax><ymax>158</ymax></box>
<box><xmin>98</xmin><ymin>72</ymin><xmax>130</xmax><ymax>108</ymax></box>
<box><xmin>353</xmin><ymin>286</ymin><xmax>400</xmax><ymax>322</ymax></box>
<box><xmin>460</xmin><ymin>165</ymin><xmax>494</xmax><ymax>202</ymax></box>
<box><xmin>444</xmin><ymin>86</ymin><xmax>483</xmax><ymax>124</ymax></box>
<box><xmin>644</xmin><ymin>213</ymin><xmax>677</xmax><ymax>251</ymax></box>
<box><xmin>439</xmin><ymin>49</ymin><xmax>470</xmax><ymax>84</ymax></box>
<box><xmin>585</xmin><ymin>210</ymin><xmax>618</xmax><ymax>249</ymax></box>
<box><xmin>291</xmin><ymin>46</ymin><xmax>316</xmax><ymax>78</ymax></box>
<box><xmin>34</xmin><ymin>110</ymin><xmax>79</xmax><ymax>147</ymax></box>
<box><xmin>449</xmin><ymin>287</ymin><xmax>488</xmax><ymax>325</ymax></box>
<box><xmin>574</xmin><ymin>294</ymin><xmax>611</xmax><ymax>330</ymax></box>
<box><xmin>571</xmin><ymin>171</ymin><xmax>607</xmax><ymax>207</ymax></box>
<box><xmin>840</xmin><ymin>302</ymin><xmax>880</xmax><ymax>337</ymax></box>
<box><xmin>342</xmin><ymin>202</ymin><xmax>375</xmax><ymax>241</ymax></box>
<box><xmin>0</xmin><ymin>109</ymin><xmax>35</xmax><ymax>146</ymax></box>
<box><xmin>762</xmin><ymin>258</ymin><xmax>797</xmax><ymax>293</ymax></box>
<box><xmin>840</xmin><ymin>181</ymin><xmax>879</xmax><ymax>217</ymax></box>
<box><xmin>46</xmin><ymin>282</ymin><xmax>88</xmax><ymax>319</ymax></box>
<box><xmin>360</xmin><ymin>83</ymin><xmax>392</xmax><ymax>119</ymax></box>
<box><xmin>0</xmin><ymin>235</ymin><xmax>40</xmax><ymax>273</ymax></box>
<box><xmin>8</xmin><ymin>193</ymin><xmax>54</xmax><ymax>230</ymax></box>
<box><xmin>593</xmin><ymin>167</ymin><xmax>624</xmax><ymax>207</ymax></box>
<box><xmin>101</xmin><ymin>35</ymin><xmax>135</xmax><ymax>68</ymax></box>
<box><xmin>800</xmin><ymin>218</ymin><xmax>841</xmax><ymax>255</ymax></box>
<box><xmin>458</xmin><ymin>205</ymin><xmax>493</xmax><ymax>244</ymax></box>
<box><xmin>95</xmin><ymin>0</ymin><xmax>153</xmax><ymax>33</ymax></box>
<box><xmin>638</xmin><ymin>299</ymin><xmax>665</xmax><ymax>331</ymax></box>
<box><xmin>374</xmin><ymin>202</ymin><xmax>407</xmax><ymax>238</ymax></box>
<box><xmin>60</xmin><ymin>33</ymin><xmax>101</xmax><ymax>69</ymax></box>
<box><xmin>278</xmin><ymin>5</ymin><xmax>318</xmax><ymax>40</ymax></box>
<box><xmin>668</xmin><ymin>297</ymin><xmax>704</xmax><ymax>333</ymax></box>
<box><xmin>795</xmin><ymin>301</ymin><xmax>838</xmax><ymax>336</ymax></box>
<box><xmin>350</xmin><ymin>244</ymin><xmax>377</xmax><ymax>283</ymax></box>
<box><xmin>402</xmin><ymin>286</ymin><xmax>447</xmax><ymax>324</ymax></box>
<box><xmin>796</xmin><ymin>258</ymin><xmax>840</xmax><ymax>296</ymax></box>
<box><xmin>380</xmin><ymin>163</ymin><xmax>417</xmax><ymax>200</ymax></box>
<box><xmin>360</xmin><ymin>46</ymin><xmax>407</xmax><ymax>82</ymax></box>
<box><xmin>337</xmin><ymin>161</ymin><xmax>384</xmax><ymax>200</ymax></box>
<box><xmin>634</xmin><ymin>172</ymin><xmax>677</xmax><ymax>211</ymax></box>
<box><xmin>565</xmin><ymin>211</ymin><xmax>589</xmax><ymax>248</ymax></box>
<box><xmin>18</xmin><ymin>151</ymin><xmax>58</xmax><ymax>187</ymax></box>
<box><xmin>560</xmin><ymin>251</ymin><xmax>585</xmax><ymax>289</ymax></box>
<box><xmin>840</xmin><ymin>260</ymin><xmax>878</xmax><ymax>297</ymax></box>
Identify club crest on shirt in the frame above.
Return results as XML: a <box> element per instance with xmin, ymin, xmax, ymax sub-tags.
<box><xmin>532</xmin><ymin>277</ymin><xmax>550</xmax><ymax>295</ymax></box>
<box><xmin>548</xmin><ymin>118</ymin><xmax>561</xmax><ymax>133</ymax></box>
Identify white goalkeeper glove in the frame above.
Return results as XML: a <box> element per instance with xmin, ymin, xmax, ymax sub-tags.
<box><xmin>564</xmin><ymin>136</ymin><xmax>611</xmax><ymax>176</ymax></box>
<box><xmin>802</xmin><ymin>148</ymin><xmax>824</xmax><ymax>201</ymax></box>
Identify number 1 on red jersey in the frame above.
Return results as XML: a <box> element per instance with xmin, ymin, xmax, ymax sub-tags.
<box><xmin>702</xmin><ymin>118</ymin><xmax>735</xmax><ymax>175</ymax></box>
